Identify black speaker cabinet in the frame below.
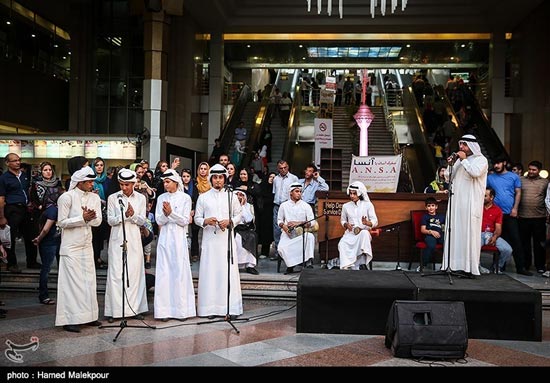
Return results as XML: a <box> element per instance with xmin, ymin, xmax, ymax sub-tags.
<box><xmin>385</xmin><ymin>300</ymin><xmax>468</xmax><ymax>359</ymax></box>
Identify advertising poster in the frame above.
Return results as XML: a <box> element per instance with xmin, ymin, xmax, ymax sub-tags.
<box><xmin>348</xmin><ymin>155</ymin><xmax>402</xmax><ymax>193</ymax></box>
<box><xmin>85</xmin><ymin>140</ymin><xmax>98</xmax><ymax>158</ymax></box>
<box><xmin>21</xmin><ymin>140</ymin><xmax>34</xmax><ymax>158</ymax></box>
<box><xmin>34</xmin><ymin>140</ymin><xmax>47</xmax><ymax>158</ymax></box>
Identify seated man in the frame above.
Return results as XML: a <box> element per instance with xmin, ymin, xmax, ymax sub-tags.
<box><xmin>277</xmin><ymin>183</ymin><xmax>315</xmax><ymax>274</ymax></box>
<box><xmin>481</xmin><ymin>187</ymin><xmax>512</xmax><ymax>273</ymax></box>
<box><xmin>419</xmin><ymin>197</ymin><xmax>445</xmax><ymax>271</ymax></box>
<box><xmin>234</xmin><ymin>187</ymin><xmax>259</xmax><ymax>275</ymax></box>
<box><xmin>338</xmin><ymin>181</ymin><xmax>378</xmax><ymax>270</ymax></box>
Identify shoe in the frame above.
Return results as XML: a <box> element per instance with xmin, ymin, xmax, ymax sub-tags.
<box><xmin>191</xmin><ymin>256</ymin><xmax>199</xmax><ymax>263</ymax></box>
<box><xmin>542</xmin><ymin>271</ymin><xmax>550</xmax><ymax>278</ymax></box>
<box><xmin>134</xmin><ymin>314</ymin><xmax>145</xmax><ymax>320</ymax></box>
<box><xmin>259</xmin><ymin>255</ymin><xmax>267</xmax><ymax>259</ymax></box>
<box><xmin>144</xmin><ymin>262</ymin><xmax>151</xmax><ymax>269</ymax></box>
<box><xmin>160</xmin><ymin>318</ymin><xmax>169</xmax><ymax>322</ymax></box>
<box><xmin>359</xmin><ymin>264</ymin><xmax>368</xmax><ymax>270</ymax></box>
<box><xmin>107</xmin><ymin>317</ymin><xmax>114</xmax><ymax>323</ymax></box>
<box><xmin>479</xmin><ymin>266</ymin><xmax>490</xmax><ymax>275</ymax></box>
<box><xmin>176</xmin><ymin>317</ymin><xmax>187</xmax><ymax>322</ymax></box>
<box><xmin>40</xmin><ymin>298</ymin><xmax>56</xmax><ymax>305</ymax></box>
<box><xmin>86</xmin><ymin>320</ymin><xmax>102</xmax><ymax>326</ymax></box>
<box><xmin>269</xmin><ymin>255</ymin><xmax>279</xmax><ymax>261</ymax></box>
<box><xmin>246</xmin><ymin>267</ymin><xmax>259</xmax><ymax>275</ymax></box>
<box><xmin>8</xmin><ymin>265</ymin><xmax>21</xmax><ymax>273</ymax></box>
<box><xmin>229</xmin><ymin>315</ymin><xmax>239</xmax><ymax>320</ymax></box>
<box><xmin>27</xmin><ymin>262</ymin><xmax>42</xmax><ymax>270</ymax></box>
<box><xmin>537</xmin><ymin>269</ymin><xmax>545</xmax><ymax>274</ymax></box>
<box><xmin>63</xmin><ymin>325</ymin><xmax>81</xmax><ymax>333</ymax></box>
<box><xmin>517</xmin><ymin>270</ymin><xmax>533</xmax><ymax>276</ymax></box>
<box><xmin>415</xmin><ymin>266</ymin><xmax>422</xmax><ymax>272</ymax></box>
<box><xmin>284</xmin><ymin>267</ymin><xmax>295</xmax><ymax>275</ymax></box>
<box><xmin>207</xmin><ymin>315</ymin><xmax>217</xmax><ymax>320</ymax></box>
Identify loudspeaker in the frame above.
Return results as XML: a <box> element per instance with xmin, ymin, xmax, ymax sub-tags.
<box><xmin>385</xmin><ymin>300</ymin><xmax>468</xmax><ymax>359</ymax></box>
<box><xmin>145</xmin><ymin>0</ymin><xmax>162</xmax><ymax>12</ymax></box>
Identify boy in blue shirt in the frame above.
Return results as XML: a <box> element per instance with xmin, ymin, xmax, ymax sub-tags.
<box><xmin>420</xmin><ymin>197</ymin><xmax>445</xmax><ymax>270</ymax></box>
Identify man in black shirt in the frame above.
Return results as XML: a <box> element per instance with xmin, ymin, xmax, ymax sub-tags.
<box><xmin>0</xmin><ymin>153</ymin><xmax>40</xmax><ymax>272</ymax></box>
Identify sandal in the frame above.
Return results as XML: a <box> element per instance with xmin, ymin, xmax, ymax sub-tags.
<box><xmin>40</xmin><ymin>298</ymin><xmax>56</xmax><ymax>305</ymax></box>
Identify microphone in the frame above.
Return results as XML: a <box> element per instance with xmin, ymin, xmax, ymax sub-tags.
<box><xmin>449</xmin><ymin>152</ymin><xmax>460</xmax><ymax>163</ymax></box>
<box><xmin>117</xmin><ymin>193</ymin><xmax>124</xmax><ymax>207</ymax></box>
<box><xmin>223</xmin><ymin>184</ymin><xmax>233</xmax><ymax>191</ymax></box>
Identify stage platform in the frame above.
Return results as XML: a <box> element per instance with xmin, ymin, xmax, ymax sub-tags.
<box><xmin>297</xmin><ymin>269</ymin><xmax>542</xmax><ymax>341</ymax></box>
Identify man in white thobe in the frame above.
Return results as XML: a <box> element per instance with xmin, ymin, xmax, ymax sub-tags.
<box><xmin>104</xmin><ymin>169</ymin><xmax>148</xmax><ymax>322</ymax></box>
<box><xmin>443</xmin><ymin>134</ymin><xmax>488</xmax><ymax>275</ymax></box>
<box><xmin>195</xmin><ymin>164</ymin><xmax>243</xmax><ymax>318</ymax></box>
<box><xmin>234</xmin><ymin>188</ymin><xmax>259</xmax><ymax>275</ymax></box>
<box><xmin>56</xmin><ymin>167</ymin><xmax>102</xmax><ymax>333</ymax></box>
<box><xmin>277</xmin><ymin>182</ymin><xmax>315</xmax><ymax>274</ymax></box>
<box><xmin>154</xmin><ymin>170</ymin><xmax>195</xmax><ymax>321</ymax></box>
<box><xmin>338</xmin><ymin>181</ymin><xmax>378</xmax><ymax>270</ymax></box>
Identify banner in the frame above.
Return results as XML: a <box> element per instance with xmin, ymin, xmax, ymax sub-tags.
<box><xmin>349</xmin><ymin>155</ymin><xmax>402</xmax><ymax>193</ymax></box>
<box><xmin>314</xmin><ymin>118</ymin><xmax>333</xmax><ymax>167</ymax></box>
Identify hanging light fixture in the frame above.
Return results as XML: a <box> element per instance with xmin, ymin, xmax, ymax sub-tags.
<box><xmin>307</xmin><ymin>0</ymin><xmax>408</xmax><ymax>19</ymax></box>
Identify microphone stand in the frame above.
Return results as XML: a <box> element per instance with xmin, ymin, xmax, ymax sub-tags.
<box><xmin>198</xmin><ymin>185</ymin><xmax>248</xmax><ymax>333</ymax></box>
<box><xmin>100</xmin><ymin>196</ymin><xmax>153</xmax><ymax>341</ymax></box>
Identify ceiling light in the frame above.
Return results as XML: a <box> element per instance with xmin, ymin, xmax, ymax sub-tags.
<box><xmin>246</xmin><ymin>44</ymin><xmax>251</xmax><ymax>48</ymax></box>
<box><xmin>307</xmin><ymin>0</ymin><xmax>408</xmax><ymax>19</ymax></box>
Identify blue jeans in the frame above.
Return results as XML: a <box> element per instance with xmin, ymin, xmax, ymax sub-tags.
<box><xmin>38</xmin><ymin>243</ymin><xmax>59</xmax><ymax>302</ymax></box>
<box><xmin>480</xmin><ymin>233</ymin><xmax>512</xmax><ymax>270</ymax></box>
<box><xmin>423</xmin><ymin>235</ymin><xmax>443</xmax><ymax>266</ymax></box>
<box><xmin>273</xmin><ymin>205</ymin><xmax>281</xmax><ymax>248</ymax></box>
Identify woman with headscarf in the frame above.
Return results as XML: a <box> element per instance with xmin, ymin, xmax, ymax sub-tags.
<box><xmin>104</xmin><ymin>169</ymin><xmax>148</xmax><ymax>322</ymax></box>
<box><xmin>91</xmin><ymin>157</ymin><xmax>110</xmax><ymax>269</ymax></box>
<box><xmin>424</xmin><ymin>166</ymin><xmax>449</xmax><ymax>194</ymax></box>
<box><xmin>181</xmin><ymin>168</ymin><xmax>199</xmax><ymax>261</ymax></box>
<box><xmin>154</xmin><ymin>170</ymin><xmax>195</xmax><ymax>321</ymax></box>
<box><xmin>338</xmin><ymin>181</ymin><xmax>378</xmax><ymax>270</ymax></box>
<box><xmin>30</xmin><ymin>161</ymin><xmax>64</xmax><ymax>305</ymax></box>
<box><xmin>195</xmin><ymin>162</ymin><xmax>211</xmax><ymax>195</ymax></box>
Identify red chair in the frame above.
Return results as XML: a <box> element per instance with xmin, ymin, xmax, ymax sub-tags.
<box><xmin>411</xmin><ymin>210</ymin><xmax>443</xmax><ymax>271</ymax></box>
<box><xmin>480</xmin><ymin>244</ymin><xmax>500</xmax><ymax>274</ymax></box>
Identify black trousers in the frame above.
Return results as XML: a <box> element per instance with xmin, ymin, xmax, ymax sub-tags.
<box><xmin>519</xmin><ymin>217</ymin><xmax>547</xmax><ymax>271</ymax></box>
<box><xmin>4</xmin><ymin>204</ymin><xmax>37</xmax><ymax>267</ymax></box>
<box><xmin>501</xmin><ymin>214</ymin><xmax>526</xmax><ymax>272</ymax></box>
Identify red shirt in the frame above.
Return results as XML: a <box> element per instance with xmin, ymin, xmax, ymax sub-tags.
<box><xmin>481</xmin><ymin>203</ymin><xmax>503</xmax><ymax>233</ymax></box>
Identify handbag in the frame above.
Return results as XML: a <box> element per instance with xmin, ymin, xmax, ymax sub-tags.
<box><xmin>0</xmin><ymin>225</ymin><xmax>11</xmax><ymax>249</ymax></box>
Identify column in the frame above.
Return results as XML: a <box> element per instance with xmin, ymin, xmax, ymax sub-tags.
<box><xmin>142</xmin><ymin>10</ymin><xmax>169</xmax><ymax>165</ymax></box>
<box><xmin>207</xmin><ymin>31</ymin><xmax>225</xmax><ymax>157</ymax></box>
<box><xmin>489</xmin><ymin>32</ymin><xmax>513</xmax><ymax>144</ymax></box>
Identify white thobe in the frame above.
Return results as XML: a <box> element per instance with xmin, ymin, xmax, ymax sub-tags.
<box><xmin>235</xmin><ymin>203</ymin><xmax>256</xmax><ymax>268</ymax></box>
<box><xmin>338</xmin><ymin>200</ymin><xmax>378</xmax><ymax>269</ymax></box>
<box><xmin>104</xmin><ymin>191</ymin><xmax>148</xmax><ymax>318</ymax></box>
<box><xmin>55</xmin><ymin>188</ymin><xmax>102</xmax><ymax>326</ymax></box>
<box><xmin>277</xmin><ymin>199</ymin><xmax>315</xmax><ymax>267</ymax></box>
<box><xmin>154</xmin><ymin>191</ymin><xmax>195</xmax><ymax>319</ymax></box>
<box><xmin>443</xmin><ymin>154</ymin><xmax>488</xmax><ymax>275</ymax></box>
<box><xmin>195</xmin><ymin>188</ymin><xmax>243</xmax><ymax>317</ymax></box>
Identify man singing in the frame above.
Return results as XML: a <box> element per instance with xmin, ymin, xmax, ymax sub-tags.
<box><xmin>104</xmin><ymin>169</ymin><xmax>148</xmax><ymax>322</ymax></box>
<box><xmin>56</xmin><ymin>167</ymin><xmax>103</xmax><ymax>333</ymax></box>
<box><xmin>277</xmin><ymin>182</ymin><xmax>316</xmax><ymax>274</ymax></box>
<box><xmin>338</xmin><ymin>181</ymin><xmax>378</xmax><ymax>270</ymax></box>
<box><xmin>443</xmin><ymin>134</ymin><xmax>488</xmax><ymax>275</ymax></box>
<box><xmin>195</xmin><ymin>164</ymin><xmax>243</xmax><ymax>318</ymax></box>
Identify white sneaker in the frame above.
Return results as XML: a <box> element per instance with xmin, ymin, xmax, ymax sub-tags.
<box><xmin>542</xmin><ymin>271</ymin><xmax>550</xmax><ymax>278</ymax></box>
<box><xmin>415</xmin><ymin>266</ymin><xmax>422</xmax><ymax>272</ymax></box>
<box><xmin>479</xmin><ymin>266</ymin><xmax>490</xmax><ymax>274</ymax></box>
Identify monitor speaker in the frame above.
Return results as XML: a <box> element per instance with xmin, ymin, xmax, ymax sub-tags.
<box><xmin>385</xmin><ymin>300</ymin><xmax>468</xmax><ymax>359</ymax></box>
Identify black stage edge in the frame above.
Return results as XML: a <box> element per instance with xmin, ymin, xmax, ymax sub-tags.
<box><xmin>296</xmin><ymin>269</ymin><xmax>542</xmax><ymax>341</ymax></box>
<box><xmin>297</xmin><ymin>270</ymin><xmax>416</xmax><ymax>335</ymax></box>
<box><xmin>406</xmin><ymin>273</ymin><xmax>542</xmax><ymax>341</ymax></box>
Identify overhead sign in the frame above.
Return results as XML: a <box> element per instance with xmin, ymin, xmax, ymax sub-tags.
<box><xmin>349</xmin><ymin>155</ymin><xmax>402</xmax><ymax>193</ymax></box>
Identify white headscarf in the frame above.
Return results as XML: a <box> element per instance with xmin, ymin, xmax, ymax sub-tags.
<box><xmin>346</xmin><ymin>181</ymin><xmax>370</xmax><ymax>202</ymax></box>
<box><xmin>458</xmin><ymin>134</ymin><xmax>482</xmax><ymax>156</ymax></box>
<box><xmin>117</xmin><ymin>168</ymin><xmax>137</xmax><ymax>183</ymax></box>
<box><xmin>208</xmin><ymin>163</ymin><xmax>229</xmax><ymax>185</ymax></box>
<box><xmin>160</xmin><ymin>169</ymin><xmax>183</xmax><ymax>192</ymax></box>
<box><xmin>289</xmin><ymin>182</ymin><xmax>303</xmax><ymax>196</ymax></box>
<box><xmin>69</xmin><ymin>167</ymin><xmax>96</xmax><ymax>191</ymax></box>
